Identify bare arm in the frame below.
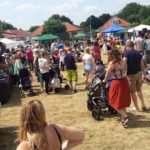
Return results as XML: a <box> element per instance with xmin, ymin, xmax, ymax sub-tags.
<box><xmin>55</xmin><ymin>124</ymin><xmax>84</xmax><ymax>150</ymax></box>
<box><xmin>104</xmin><ymin>62</ymin><xmax>113</xmax><ymax>82</ymax></box>
<box><xmin>16</xmin><ymin>141</ymin><xmax>30</xmax><ymax>150</ymax></box>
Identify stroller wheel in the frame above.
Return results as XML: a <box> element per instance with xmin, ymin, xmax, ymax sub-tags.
<box><xmin>92</xmin><ymin>107</ymin><xmax>102</xmax><ymax>121</ymax></box>
<box><xmin>87</xmin><ymin>98</ymin><xmax>93</xmax><ymax>111</ymax></box>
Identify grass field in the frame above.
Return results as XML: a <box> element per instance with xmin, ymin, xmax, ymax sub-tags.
<box><xmin>0</xmin><ymin>54</ymin><xmax>150</xmax><ymax>150</ymax></box>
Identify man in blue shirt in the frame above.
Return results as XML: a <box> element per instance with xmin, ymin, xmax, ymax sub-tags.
<box><xmin>124</xmin><ymin>41</ymin><xmax>146</xmax><ymax>111</ymax></box>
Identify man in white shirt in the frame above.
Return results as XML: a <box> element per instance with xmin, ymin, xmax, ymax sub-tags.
<box><xmin>38</xmin><ymin>51</ymin><xmax>50</xmax><ymax>94</ymax></box>
<box><xmin>134</xmin><ymin>33</ymin><xmax>144</xmax><ymax>54</ymax></box>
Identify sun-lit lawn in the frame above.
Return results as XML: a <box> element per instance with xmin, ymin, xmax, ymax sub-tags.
<box><xmin>0</xmin><ymin>53</ymin><xmax>150</xmax><ymax>150</ymax></box>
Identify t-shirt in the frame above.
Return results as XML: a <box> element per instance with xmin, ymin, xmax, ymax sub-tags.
<box><xmin>64</xmin><ymin>52</ymin><xmax>76</xmax><ymax>70</ymax></box>
<box><xmin>82</xmin><ymin>54</ymin><xmax>93</xmax><ymax>64</ymax></box>
<box><xmin>124</xmin><ymin>49</ymin><xmax>142</xmax><ymax>75</ymax></box>
<box><xmin>134</xmin><ymin>37</ymin><xmax>144</xmax><ymax>51</ymax></box>
<box><xmin>38</xmin><ymin>58</ymin><xmax>50</xmax><ymax>74</ymax></box>
<box><xmin>26</xmin><ymin>49</ymin><xmax>33</xmax><ymax>61</ymax></box>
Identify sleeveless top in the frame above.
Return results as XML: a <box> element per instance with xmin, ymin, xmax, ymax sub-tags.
<box><xmin>111</xmin><ymin>62</ymin><xmax>126</xmax><ymax>80</ymax></box>
<box><xmin>29</xmin><ymin>125</ymin><xmax>62</xmax><ymax>150</ymax></box>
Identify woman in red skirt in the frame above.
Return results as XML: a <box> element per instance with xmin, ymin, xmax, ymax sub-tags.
<box><xmin>104</xmin><ymin>49</ymin><xmax>131</xmax><ymax>128</ymax></box>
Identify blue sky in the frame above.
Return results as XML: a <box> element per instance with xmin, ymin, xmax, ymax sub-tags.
<box><xmin>1</xmin><ymin>0</ymin><xmax>150</xmax><ymax>30</ymax></box>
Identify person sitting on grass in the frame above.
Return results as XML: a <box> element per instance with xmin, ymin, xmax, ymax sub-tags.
<box><xmin>16</xmin><ymin>100</ymin><xmax>84</xmax><ymax>150</ymax></box>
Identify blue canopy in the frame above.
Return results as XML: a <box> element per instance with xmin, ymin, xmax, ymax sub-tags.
<box><xmin>102</xmin><ymin>24</ymin><xmax>125</xmax><ymax>33</ymax></box>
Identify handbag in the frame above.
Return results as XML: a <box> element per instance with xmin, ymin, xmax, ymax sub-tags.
<box><xmin>51</xmin><ymin>77</ymin><xmax>61</xmax><ymax>88</ymax></box>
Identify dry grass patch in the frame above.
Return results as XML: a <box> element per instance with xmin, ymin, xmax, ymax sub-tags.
<box><xmin>0</xmin><ymin>54</ymin><xmax>150</xmax><ymax>150</ymax></box>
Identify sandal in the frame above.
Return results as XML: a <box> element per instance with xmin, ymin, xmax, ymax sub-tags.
<box><xmin>121</xmin><ymin>116</ymin><xmax>129</xmax><ymax>128</ymax></box>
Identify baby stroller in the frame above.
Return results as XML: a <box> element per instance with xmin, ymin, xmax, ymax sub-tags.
<box><xmin>19</xmin><ymin>68</ymin><xmax>35</xmax><ymax>97</ymax></box>
<box><xmin>87</xmin><ymin>71</ymin><xmax>117</xmax><ymax>120</ymax></box>
<box><xmin>49</xmin><ymin>64</ymin><xmax>69</xmax><ymax>93</ymax></box>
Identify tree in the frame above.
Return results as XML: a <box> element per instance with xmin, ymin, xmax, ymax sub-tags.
<box><xmin>99</xmin><ymin>14</ymin><xmax>111</xmax><ymax>26</ymax></box>
<box><xmin>61</xmin><ymin>15</ymin><xmax>73</xmax><ymax>24</ymax></box>
<box><xmin>43</xmin><ymin>17</ymin><xmax>66</xmax><ymax>34</ymax></box>
<box><xmin>117</xmin><ymin>2</ymin><xmax>150</xmax><ymax>25</ymax></box>
<box><xmin>51</xmin><ymin>14</ymin><xmax>73</xmax><ymax>24</ymax></box>
<box><xmin>118</xmin><ymin>2</ymin><xmax>142</xmax><ymax>22</ymax></box>
<box><xmin>90</xmin><ymin>15</ymin><xmax>102</xmax><ymax>29</ymax></box>
<box><xmin>0</xmin><ymin>20</ymin><xmax>16</xmax><ymax>31</ymax></box>
<box><xmin>0</xmin><ymin>20</ymin><xmax>16</xmax><ymax>37</ymax></box>
<box><xmin>138</xmin><ymin>6</ymin><xmax>149</xmax><ymax>22</ymax></box>
<box><xmin>80</xmin><ymin>15</ymin><xmax>101</xmax><ymax>31</ymax></box>
<box><xmin>29</xmin><ymin>25</ymin><xmax>39</xmax><ymax>32</ymax></box>
<box><xmin>128</xmin><ymin>22</ymin><xmax>139</xmax><ymax>28</ymax></box>
<box><xmin>43</xmin><ymin>15</ymin><xmax>70</xmax><ymax>40</ymax></box>
<box><xmin>142</xmin><ymin>16</ymin><xmax>150</xmax><ymax>25</ymax></box>
<box><xmin>127</xmin><ymin>14</ymin><xmax>140</xmax><ymax>23</ymax></box>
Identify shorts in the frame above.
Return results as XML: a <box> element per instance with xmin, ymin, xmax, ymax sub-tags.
<box><xmin>66</xmin><ymin>70</ymin><xmax>78</xmax><ymax>82</ymax></box>
<box><xmin>84</xmin><ymin>64</ymin><xmax>93</xmax><ymax>73</ymax></box>
<box><xmin>127</xmin><ymin>71</ymin><xmax>142</xmax><ymax>92</ymax></box>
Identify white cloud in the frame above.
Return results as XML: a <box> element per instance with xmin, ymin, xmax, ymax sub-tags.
<box><xmin>46</xmin><ymin>2</ymin><xmax>79</xmax><ymax>19</ymax></box>
<box><xmin>2</xmin><ymin>0</ymin><xmax>150</xmax><ymax>30</ymax></box>
<box><xmin>84</xmin><ymin>5</ymin><xmax>99</xmax><ymax>12</ymax></box>
<box><xmin>0</xmin><ymin>1</ymin><xmax>11</xmax><ymax>6</ymax></box>
<box><xmin>66</xmin><ymin>0</ymin><xmax>84</xmax><ymax>5</ymax></box>
<box><xmin>0</xmin><ymin>1</ymin><xmax>11</xmax><ymax>9</ymax></box>
<box><xmin>16</xmin><ymin>3</ymin><xmax>41</xmax><ymax>12</ymax></box>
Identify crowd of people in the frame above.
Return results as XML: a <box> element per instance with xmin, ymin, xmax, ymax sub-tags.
<box><xmin>0</xmin><ymin>31</ymin><xmax>150</xmax><ymax>149</ymax></box>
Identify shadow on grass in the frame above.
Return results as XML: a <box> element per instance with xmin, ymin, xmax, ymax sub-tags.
<box><xmin>55</xmin><ymin>88</ymin><xmax>73</xmax><ymax>95</ymax></box>
<box><xmin>2</xmin><ymin>87</ymin><xmax>21</xmax><ymax>108</ymax></box>
<box><xmin>95</xmin><ymin>111</ymin><xmax>150</xmax><ymax>128</ymax></box>
<box><xmin>126</xmin><ymin>112</ymin><xmax>150</xmax><ymax>128</ymax></box>
<box><xmin>0</xmin><ymin>126</ymin><xmax>18</xmax><ymax>150</ymax></box>
<box><xmin>114</xmin><ymin>112</ymin><xmax>150</xmax><ymax>128</ymax></box>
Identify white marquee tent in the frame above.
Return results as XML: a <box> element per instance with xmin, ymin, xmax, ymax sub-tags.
<box><xmin>0</xmin><ymin>38</ymin><xmax>25</xmax><ymax>49</ymax></box>
<box><xmin>128</xmin><ymin>24</ymin><xmax>150</xmax><ymax>33</ymax></box>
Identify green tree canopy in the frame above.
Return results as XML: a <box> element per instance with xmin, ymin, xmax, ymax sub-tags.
<box><xmin>118</xmin><ymin>2</ymin><xmax>142</xmax><ymax>21</ymax></box>
<box><xmin>43</xmin><ymin>15</ymin><xmax>71</xmax><ymax>40</ymax></box>
<box><xmin>80</xmin><ymin>14</ymin><xmax>111</xmax><ymax>31</ymax></box>
<box><xmin>43</xmin><ymin>17</ymin><xmax>66</xmax><ymax>34</ymax></box>
<box><xmin>0</xmin><ymin>20</ymin><xmax>16</xmax><ymax>32</ymax></box>
<box><xmin>29</xmin><ymin>25</ymin><xmax>40</xmax><ymax>32</ymax></box>
<box><xmin>0</xmin><ymin>20</ymin><xmax>16</xmax><ymax>37</ymax></box>
<box><xmin>118</xmin><ymin>2</ymin><xmax>150</xmax><ymax>25</ymax></box>
<box><xmin>99</xmin><ymin>14</ymin><xmax>111</xmax><ymax>26</ymax></box>
<box><xmin>142</xmin><ymin>16</ymin><xmax>150</xmax><ymax>25</ymax></box>
<box><xmin>80</xmin><ymin>15</ymin><xmax>101</xmax><ymax>31</ymax></box>
<box><xmin>51</xmin><ymin>14</ymin><xmax>73</xmax><ymax>24</ymax></box>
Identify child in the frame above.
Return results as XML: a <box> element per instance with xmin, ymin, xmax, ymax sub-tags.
<box><xmin>95</xmin><ymin>60</ymin><xmax>105</xmax><ymax>75</ymax></box>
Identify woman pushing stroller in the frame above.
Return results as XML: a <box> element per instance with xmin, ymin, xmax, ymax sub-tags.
<box><xmin>103</xmin><ymin>49</ymin><xmax>131</xmax><ymax>128</ymax></box>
